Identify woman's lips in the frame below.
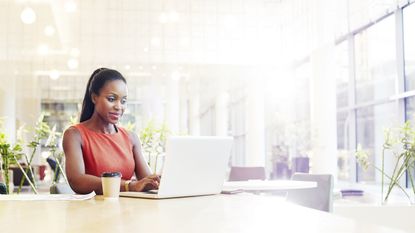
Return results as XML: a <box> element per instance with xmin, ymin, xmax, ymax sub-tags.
<box><xmin>109</xmin><ymin>112</ymin><xmax>121</xmax><ymax>120</ymax></box>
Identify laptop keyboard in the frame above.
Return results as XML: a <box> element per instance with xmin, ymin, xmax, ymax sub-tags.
<box><xmin>146</xmin><ymin>189</ymin><xmax>158</xmax><ymax>194</ymax></box>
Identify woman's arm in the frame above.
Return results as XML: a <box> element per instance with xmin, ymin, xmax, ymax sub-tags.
<box><xmin>63</xmin><ymin>127</ymin><xmax>103</xmax><ymax>194</ymax></box>
<box><xmin>127</xmin><ymin>131</ymin><xmax>159</xmax><ymax>191</ymax></box>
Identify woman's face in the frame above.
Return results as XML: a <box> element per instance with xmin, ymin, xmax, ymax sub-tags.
<box><xmin>92</xmin><ymin>79</ymin><xmax>128</xmax><ymax>125</ymax></box>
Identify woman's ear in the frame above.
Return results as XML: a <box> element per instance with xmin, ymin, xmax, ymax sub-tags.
<box><xmin>91</xmin><ymin>94</ymin><xmax>97</xmax><ymax>104</ymax></box>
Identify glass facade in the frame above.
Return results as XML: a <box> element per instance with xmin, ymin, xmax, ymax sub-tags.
<box><xmin>404</xmin><ymin>3</ymin><xmax>415</xmax><ymax>91</ymax></box>
<box><xmin>354</xmin><ymin>15</ymin><xmax>397</xmax><ymax>104</ymax></box>
<box><xmin>336</xmin><ymin>3</ymin><xmax>415</xmax><ymax>184</ymax></box>
<box><xmin>356</xmin><ymin>103</ymin><xmax>399</xmax><ymax>182</ymax></box>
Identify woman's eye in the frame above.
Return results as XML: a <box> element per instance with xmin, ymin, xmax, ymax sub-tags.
<box><xmin>121</xmin><ymin>99</ymin><xmax>127</xmax><ymax>104</ymax></box>
<box><xmin>107</xmin><ymin>97</ymin><xmax>115</xmax><ymax>102</ymax></box>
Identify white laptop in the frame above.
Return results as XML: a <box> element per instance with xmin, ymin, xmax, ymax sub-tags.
<box><xmin>120</xmin><ymin>136</ymin><xmax>233</xmax><ymax>199</ymax></box>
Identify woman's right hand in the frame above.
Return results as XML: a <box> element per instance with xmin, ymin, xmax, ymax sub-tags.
<box><xmin>129</xmin><ymin>175</ymin><xmax>160</xmax><ymax>192</ymax></box>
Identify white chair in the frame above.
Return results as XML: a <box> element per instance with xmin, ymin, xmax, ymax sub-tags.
<box><xmin>228</xmin><ymin>166</ymin><xmax>266</xmax><ymax>181</ymax></box>
<box><xmin>286</xmin><ymin>173</ymin><xmax>334</xmax><ymax>212</ymax></box>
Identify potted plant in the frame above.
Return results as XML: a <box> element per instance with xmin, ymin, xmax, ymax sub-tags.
<box><xmin>0</xmin><ymin>119</ymin><xmax>37</xmax><ymax>194</ymax></box>
<box><xmin>45</xmin><ymin>124</ymin><xmax>70</xmax><ymax>194</ymax></box>
<box><xmin>356</xmin><ymin>121</ymin><xmax>415</xmax><ymax>204</ymax></box>
<box><xmin>16</xmin><ymin>115</ymin><xmax>50</xmax><ymax>193</ymax></box>
<box><xmin>139</xmin><ymin>120</ymin><xmax>171</xmax><ymax>174</ymax></box>
<box><xmin>271</xmin><ymin>145</ymin><xmax>290</xmax><ymax>179</ymax></box>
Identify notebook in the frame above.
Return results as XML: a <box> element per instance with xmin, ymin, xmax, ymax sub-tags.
<box><xmin>119</xmin><ymin>136</ymin><xmax>233</xmax><ymax>199</ymax></box>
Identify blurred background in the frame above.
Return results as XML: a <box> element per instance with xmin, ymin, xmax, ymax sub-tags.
<box><xmin>0</xmin><ymin>0</ymin><xmax>414</xmax><ymax>186</ymax></box>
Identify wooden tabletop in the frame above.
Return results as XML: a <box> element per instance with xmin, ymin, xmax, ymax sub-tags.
<box><xmin>222</xmin><ymin>180</ymin><xmax>317</xmax><ymax>192</ymax></box>
<box><xmin>0</xmin><ymin>193</ymin><xmax>409</xmax><ymax>233</ymax></box>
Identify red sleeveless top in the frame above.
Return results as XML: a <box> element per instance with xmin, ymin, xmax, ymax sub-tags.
<box><xmin>73</xmin><ymin>124</ymin><xmax>135</xmax><ymax>180</ymax></box>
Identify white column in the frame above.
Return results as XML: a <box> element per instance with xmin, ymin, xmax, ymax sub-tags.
<box><xmin>0</xmin><ymin>65</ymin><xmax>16</xmax><ymax>143</ymax></box>
<box><xmin>141</xmin><ymin>81</ymin><xmax>164</xmax><ymax>126</ymax></box>
<box><xmin>245</xmin><ymin>77</ymin><xmax>265</xmax><ymax>166</ymax></box>
<box><xmin>189</xmin><ymin>91</ymin><xmax>200</xmax><ymax>136</ymax></box>
<box><xmin>179</xmin><ymin>92</ymin><xmax>188</xmax><ymax>134</ymax></box>
<box><xmin>16</xmin><ymin>76</ymin><xmax>41</xmax><ymax>130</ymax></box>
<box><xmin>215</xmin><ymin>92</ymin><xmax>229</xmax><ymax>136</ymax></box>
<box><xmin>309</xmin><ymin>45</ymin><xmax>337</xmax><ymax>179</ymax></box>
<box><xmin>165</xmin><ymin>78</ymin><xmax>179</xmax><ymax>133</ymax></box>
<box><xmin>16</xmin><ymin>75</ymin><xmax>42</xmax><ymax>165</ymax></box>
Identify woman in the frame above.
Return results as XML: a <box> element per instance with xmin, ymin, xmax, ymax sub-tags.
<box><xmin>63</xmin><ymin>68</ymin><xmax>159</xmax><ymax>194</ymax></box>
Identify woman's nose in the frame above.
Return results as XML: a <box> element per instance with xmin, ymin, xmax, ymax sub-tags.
<box><xmin>114</xmin><ymin>101</ymin><xmax>121</xmax><ymax>110</ymax></box>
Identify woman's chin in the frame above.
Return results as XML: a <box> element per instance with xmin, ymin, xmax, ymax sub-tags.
<box><xmin>108</xmin><ymin>119</ymin><xmax>119</xmax><ymax>125</ymax></box>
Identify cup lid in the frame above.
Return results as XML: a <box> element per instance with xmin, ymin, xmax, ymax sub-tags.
<box><xmin>101</xmin><ymin>172</ymin><xmax>122</xmax><ymax>178</ymax></box>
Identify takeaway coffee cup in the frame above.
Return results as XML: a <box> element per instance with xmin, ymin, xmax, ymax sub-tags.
<box><xmin>101</xmin><ymin>172</ymin><xmax>122</xmax><ymax>199</ymax></box>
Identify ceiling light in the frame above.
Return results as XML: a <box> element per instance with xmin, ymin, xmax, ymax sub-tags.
<box><xmin>171</xmin><ymin>71</ymin><xmax>181</xmax><ymax>81</ymax></box>
<box><xmin>67</xmin><ymin>58</ymin><xmax>79</xmax><ymax>70</ymax></box>
<box><xmin>64</xmin><ymin>1</ymin><xmax>77</xmax><ymax>13</ymax></box>
<box><xmin>169</xmin><ymin>11</ymin><xmax>179</xmax><ymax>22</ymax></box>
<box><xmin>21</xmin><ymin>7</ymin><xmax>36</xmax><ymax>24</ymax></box>
<box><xmin>37</xmin><ymin>44</ymin><xmax>49</xmax><ymax>55</ymax></box>
<box><xmin>124</xmin><ymin>65</ymin><xmax>131</xmax><ymax>70</ymax></box>
<box><xmin>159</xmin><ymin>13</ymin><xmax>168</xmax><ymax>24</ymax></box>
<box><xmin>69</xmin><ymin>48</ymin><xmax>80</xmax><ymax>57</ymax></box>
<box><xmin>224</xmin><ymin>15</ymin><xmax>237</xmax><ymax>28</ymax></box>
<box><xmin>44</xmin><ymin>25</ymin><xmax>55</xmax><ymax>36</ymax></box>
<box><xmin>180</xmin><ymin>37</ymin><xmax>189</xmax><ymax>47</ymax></box>
<box><xmin>49</xmin><ymin>70</ymin><xmax>60</xmax><ymax>80</ymax></box>
<box><xmin>151</xmin><ymin>38</ymin><xmax>161</xmax><ymax>48</ymax></box>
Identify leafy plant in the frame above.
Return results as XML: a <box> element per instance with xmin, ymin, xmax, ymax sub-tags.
<box><xmin>139</xmin><ymin>120</ymin><xmax>170</xmax><ymax>174</ymax></box>
<box><xmin>45</xmin><ymin>125</ymin><xmax>68</xmax><ymax>185</ymax></box>
<box><xmin>356</xmin><ymin>122</ymin><xmax>415</xmax><ymax>203</ymax></box>
<box><xmin>0</xmin><ymin>119</ymin><xmax>36</xmax><ymax>194</ymax></box>
<box><xmin>17</xmin><ymin>115</ymin><xmax>50</xmax><ymax>193</ymax></box>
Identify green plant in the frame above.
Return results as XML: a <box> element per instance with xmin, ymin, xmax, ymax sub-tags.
<box><xmin>45</xmin><ymin>125</ymin><xmax>68</xmax><ymax>185</ymax></box>
<box><xmin>356</xmin><ymin>122</ymin><xmax>415</xmax><ymax>203</ymax></box>
<box><xmin>139</xmin><ymin>120</ymin><xmax>170</xmax><ymax>174</ymax></box>
<box><xmin>17</xmin><ymin>115</ymin><xmax>50</xmax><ymax>193</ymax></box>
<box><xmin>0</xmin><ymin>119</ymin><xmax>37</xmax><ymax>194</ymax></box>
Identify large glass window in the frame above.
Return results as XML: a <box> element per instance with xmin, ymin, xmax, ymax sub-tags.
<box><xmin>406</xmin><ymin>97</ymin><xmax>415</xmax><ymax>121</ymax></box>
<box><xmin>337</xmin><ymin>110</ymin><xmax>351</xmax><ymax>180</ymax></box>
<box><xmin>354</xmin><ymin>15</ymin><xmax>397</xmax><ymax>104</ymax></box>
<box><xmin>335</xmin><ymin>41</ymin><xmax>351</xmax><ymax>181</ymax></box>
<box><xmin>404</xmin><ymin>3</ymin><xmax>415</xmax><ymax>90</ymax></box>
<box><xmin>356</xmin><ymin>102</ymin><xmax>400</xmax><ymax>182</ymax></box>
<box><xmin>335</xmin><ymin>42</ymin><xmax>349</xmax><ymax>109</ymax></box>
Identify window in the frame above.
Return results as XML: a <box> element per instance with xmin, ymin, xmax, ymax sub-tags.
<box><xmin>337</xmin><ymin>110</ymin><xmax>351</xmax><ymax>180</ymax></box>
<box><xmin>335</xmin><ymin>42</ymin><xmax>349</xmax><ymax>109</ymax></box>
<box><xmin>356</xmin><ymin>102</ymin><xmax>400</xmax><ymax>182</ymax></box>
<box><xmin>354</xmin><ymin>15</ymin><xmax>397</xmax><ymax>104</ymax></box>
<box><xmin>403</xmin><ymin>3</ymin><xmax>415</xmax><ymax>91</ymax></box>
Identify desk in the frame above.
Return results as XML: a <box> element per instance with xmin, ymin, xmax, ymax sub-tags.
<box><xmin>222</xmin><ymin>180</ymin><xmax>317</xmax><ymax>192</ymax></box>
<box><xmin>0</xmin><ymin>194</ymin><xmax>409</xmax><ymax>233</ymax></box>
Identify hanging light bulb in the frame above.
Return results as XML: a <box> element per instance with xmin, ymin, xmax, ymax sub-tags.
<box><xmin>67</xmin><ymin>58</ymin><xmax>79</xmax><ymax>70</ymax></box>
<box><xmin>64</xmin><ymin>1</ymin><xmax>77</xmax><ymax>13</ymax></box>
<box><xmin>21</xmin><ymin>7</ymin><xmax>36</xmax><ymax>24</ymax></box>
<box><xmin>44</xmin><ymin>25</ymin><xmax>55</xmax><ymax>36</ymax></box>
<box><xmin>37</xmin><ymin>44</ymin><xmax>49</xmax><ymax>56</ymax></box>
<box><xmin>49</xmin><ymin>70</ymin><xmax>60</xmax><ymax>80</ymax></box>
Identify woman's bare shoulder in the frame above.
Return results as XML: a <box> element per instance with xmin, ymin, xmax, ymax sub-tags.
<box><xmin>124</xmin><ymin>128</ymin><xmax>140</xmax><ymax>145</ymax></box>
<box><xmin>63</xmin><ymin>126</ymin><xmax>82</xmax><ymax>141</ymax></box>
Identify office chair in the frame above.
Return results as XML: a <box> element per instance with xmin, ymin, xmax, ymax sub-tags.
<box><xmin>228</xmin><ymin>166</ymin><xmax>266</xmax><ymax>181</ymax></box>
<box><xmin>286</xmin><ymin>173</ymin><xmax>334</xmax><ymax>212</ymax></box>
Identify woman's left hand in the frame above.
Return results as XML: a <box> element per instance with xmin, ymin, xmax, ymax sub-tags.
<box><xmin>129</xmin><ymin>174</ymin><xmax>160</xmax><ymax>192</ymax></box>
